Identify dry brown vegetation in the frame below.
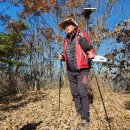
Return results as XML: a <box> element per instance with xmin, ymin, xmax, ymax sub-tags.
<box><xmin>0</xmin><ymin>77</ymin><xmax>129</xmax><ymax>130</ymax></box>
<box><xmin>0</xmin><ymin>1</ymin><xmax>130</xmax><ymax>129</ymax></box>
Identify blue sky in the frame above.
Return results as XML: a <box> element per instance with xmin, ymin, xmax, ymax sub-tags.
<box><xmin>0</xmin><ymin>2</ymin><xmax>22</xmax><ymax>18</ymax></box>
<box><xmin>0</xmin><ymin>0</ymin><xmax>129</xmax><ymax>31</ymax></box>
<box><xmin>0</xmin><ymin>0</ymin><xmax>129</xmax><ymax>56</ymax></box>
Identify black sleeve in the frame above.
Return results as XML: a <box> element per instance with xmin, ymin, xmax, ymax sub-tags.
<box><xmin>79</xmin><ymin>36</ymin><xmax>93</xmax><ymax>52</ymax></box>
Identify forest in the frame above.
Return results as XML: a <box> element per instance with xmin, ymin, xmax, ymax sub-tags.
<box><xmin>0</xmin><ymin>0</ymin><xmax>130</xmax><ymax>130</ymax></box>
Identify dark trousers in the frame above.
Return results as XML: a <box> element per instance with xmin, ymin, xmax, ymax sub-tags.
<box><xmin>67</xmin><ymin>69</ymin><xmax>90</xmax><ymax>120</ymax></box>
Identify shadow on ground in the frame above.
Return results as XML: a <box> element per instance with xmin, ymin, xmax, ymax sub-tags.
<box><xmin>0</xmin><ymin>91</ymin><xmax>46</xmax><ymax>112</ymax></box>
<box><xmin>20</xmin><ymin>121</ymin><xmax>42</xmax><ymax>130</ymax></box>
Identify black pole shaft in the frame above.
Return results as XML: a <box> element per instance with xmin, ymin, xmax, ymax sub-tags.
<box><xmin>85</xmin><ymin>15</ymin><xmax>90</xmax><ymax>34</ymax></box>
<box><xmin>59</xmin><ymin>60</ymin><xmax>62</xmax><ymax>111</ymax></box>
<box><xmin>92</xmin><ymin>65</ymin><xmax>112</xmax><ymax>130</ymax></box>
<box><xmin>94</xmin><ymin>76</ymin><xmax>108</xmax><ymax>118</ymax></box>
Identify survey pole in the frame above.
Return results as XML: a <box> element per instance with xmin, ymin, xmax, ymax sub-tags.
<box><xmin>81</xmin><ymin>8</ymin><xmax>96</xmax><ymax>33</ymax></box>
<box><xmin>81</xmin><ymin>7</ymin><xmax>112</xmax><ymax>130</ymax></box>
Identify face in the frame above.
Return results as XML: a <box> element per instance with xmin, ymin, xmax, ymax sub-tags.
<box><xmin>63</xmin><ymin>22</ymin><xmax>76</xmax><ymax>34</ymax></box>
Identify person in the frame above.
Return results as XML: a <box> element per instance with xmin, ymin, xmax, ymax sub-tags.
<box><xmin>58</xmin><ymin>18</ymin><xmax>95</xmax><ymax>127</ymax></box>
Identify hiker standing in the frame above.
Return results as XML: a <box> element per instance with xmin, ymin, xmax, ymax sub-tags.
<box><xmin>58</xmin><ymin>18</ymin><xmax>95</xmax><ymax>127</ymax></box>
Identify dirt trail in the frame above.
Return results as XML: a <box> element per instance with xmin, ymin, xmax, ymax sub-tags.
<box><xmin>0</xmin><ymin>87</ymin><xmax>130</xmax><ymax>130</ymax></box>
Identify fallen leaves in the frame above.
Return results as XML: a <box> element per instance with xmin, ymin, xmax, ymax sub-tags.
<box><xmin>0</xmin><ymin>86</ymin><xmax>130</xmax><ymax>129</ymax></box>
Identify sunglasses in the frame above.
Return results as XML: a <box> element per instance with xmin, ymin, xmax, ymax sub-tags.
<box><xmin>63</xmin><ymin>22</ymin><xmax>75</xmax><ymax>30</ymax></box>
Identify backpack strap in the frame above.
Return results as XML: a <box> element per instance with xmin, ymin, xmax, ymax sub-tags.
<box><xmin>78</xmin><ymin>32</ymin><xmax>93</xmax><ymax>53</ymax></box>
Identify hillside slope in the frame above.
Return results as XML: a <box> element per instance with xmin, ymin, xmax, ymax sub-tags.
<box><xmin>0</xmin><ymin>86</ymin><xmax>130</xmax><ymax>130</ymax></box>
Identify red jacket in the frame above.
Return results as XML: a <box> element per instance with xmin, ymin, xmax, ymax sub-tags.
<box><xmin>62</xmin><ymin>29</ymin><xmax>95</xmax><ymax>69</ymax></box>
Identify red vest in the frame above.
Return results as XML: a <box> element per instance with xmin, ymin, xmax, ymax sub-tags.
<box><xmin>63</xmin><ymin>30</ymin><xmax>95</xmax><ymax>69</ymax></box>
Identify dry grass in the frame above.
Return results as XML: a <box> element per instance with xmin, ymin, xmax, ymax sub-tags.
<box><xmin>0</xmin><ymin>84</ymin><xmax>129</xmax><ymax>130</ymax></box>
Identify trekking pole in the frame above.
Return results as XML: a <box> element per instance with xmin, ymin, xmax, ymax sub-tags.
<box><xmin>91</xmin><ymin>57</ymin><xmax>112</xmax><ymax>130</ymax></box>
<box><xmin>59</xmin><ymin>59</ymin><xmax>62</xmax><ymax>111</ymax></box>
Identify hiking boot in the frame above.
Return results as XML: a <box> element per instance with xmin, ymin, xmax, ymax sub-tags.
<box><xmin>77</xmin><ymin>118</ymin><xmax>90</xmax><ymax>130</ymax></box>
<box><xmin>81</xmin><ymin>118</ymin><xmax>90</xmax><ymax>127</ymax></box>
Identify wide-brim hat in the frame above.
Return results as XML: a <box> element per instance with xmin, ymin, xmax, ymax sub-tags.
<box><xmin>58</xmin><ymin>18</ymin><xmax>78</xmax><ymax>30</ymax></box>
